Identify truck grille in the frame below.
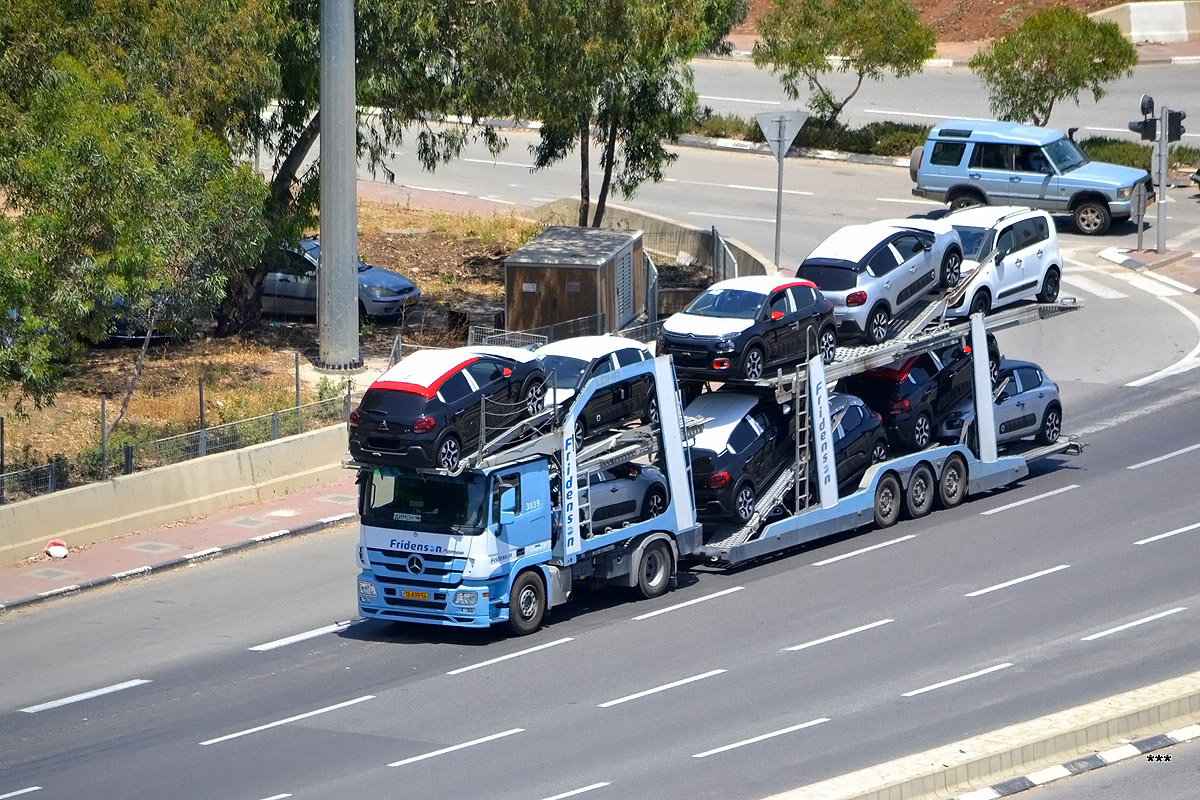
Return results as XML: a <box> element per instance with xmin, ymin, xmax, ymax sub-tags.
<box><xmin>367</xmin><ymin>548</ymin><xmax>466</xmax><ymax>588</ymax></box>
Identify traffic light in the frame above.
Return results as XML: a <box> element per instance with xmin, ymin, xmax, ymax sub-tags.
<box><xmin>1129</xmin><ymin>117</ymin><xmax>1157</xmax><ymax>141</ymax></box>
<box><xmin>1167</xmin><ymin>110</ymin><xmax>1186</xmax><ymax>142</ymax></box>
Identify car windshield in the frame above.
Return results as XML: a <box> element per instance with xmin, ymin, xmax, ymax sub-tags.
<box><xmin>361</xmin><ymin>469</ymin><xmax>487</xmax><ymax>534</ymax></box>
<box><xmin>538</xmin><ymin>354</ymin><xmax>589</xmax><ymax>391</ymax></box>
<box><xmin>951</xmin><ymin>226</ymin><xmax>996</xmax><ymax>260</ymax></box>
<box><xmin>683</xmin><ymin>288</ymin><xmax>765</xmax><ymax>319</ymax></box>
<box><xmin>1044</xmin><ymin>137</ymin><xmax>1089</xmax><ymax>173</ymax></box>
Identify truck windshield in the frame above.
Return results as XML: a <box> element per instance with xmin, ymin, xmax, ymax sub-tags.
<box><xmin>1044</xmin><ymin>137</ymin><xmax>1089</xmax><ymax>173</ymax></box>
<box><xmin>362</xmin><ymin>469</ymin><xmax>487</xmax><ymax>534</ymax></box>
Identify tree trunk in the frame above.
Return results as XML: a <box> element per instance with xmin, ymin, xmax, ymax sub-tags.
<box><xmin>592</xmin><ymin>109</ymin><xmax>619</xmax><ymax>228</ymax></box>
<box><xmin>106</xmin><ymin>303</ymin><xmax>163</xmax><ymax>436</ymax></box>
<box><xmin>578</xmin><ymin>118</ymin><xmax>591</xmax><ymax>227</ymax></box>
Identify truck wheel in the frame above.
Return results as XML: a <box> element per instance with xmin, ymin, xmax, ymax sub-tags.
<box><xmin>508</xmin><ymin>570</ymin><xmax>546</xmax><ymax>636</ymax></box>
<box><xmin>636</xmin><ymin>540</ymin><xmax>674</xmax><ymax>599</ymax></box>
<box><xmin>873</xmin><ymin>474</ymin><xmax>901</xmax><ymax>528</ymax></box>
<box><xmin>1036</xmin><ymin>404</ymin><xmax>1062</xmax><ymax>445</ymax></box>
<box><xmin>1037</xmin><ymin>267</ymin><xmax>1061</xmax><ymax>303</ymax></box>
<box><xmin>905</xmin><ymin>464</ymin><xmax>935</xmax><ymax>519</ymax></box>
<box><xmin>938</xmin><ymin>454</ymin><xmax>967</xmax><ymax>509</ymax></box>
<box><xmin>1073</xmin><ymin>200</ymin><xmax>1111</xmax><ymax>235</ymax></box>
<box><xmin>437</xmin><ymin>434</ymin><xmax>462</xmax><ymax>470</ymax></box>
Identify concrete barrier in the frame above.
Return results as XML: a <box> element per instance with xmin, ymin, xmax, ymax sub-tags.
<box><xmin>1092</xmin><ymin>1</ymin><xmax>1200</xmax><ymax>43</ymax></box>
<box><xmin>0</xmin><ymin>425</ymin><xmax>348</xmax><ymax>564</ymax></box>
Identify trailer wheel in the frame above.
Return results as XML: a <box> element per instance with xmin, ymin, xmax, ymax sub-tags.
<box><xmin>938</xmin><ymin>454</ymin><xmax>967</xmax><ymax>509</ymax></box>
<box><xmin>873</xmin><ymin>474</ymin><xmax>901</xmax><ymax>528</ymax></box>
<box><xmin>636</xmin><ymin>540</ymin><xmax>674</xmax><ymax>600</ymax></box>
<box><xmin>508</xmin><ymin>570</ymin><xmax>546</xmax><ymax>636</ymax></box>
<box><xmin>905</xmin><ymin>464</ymin><xmax>935</xmax><ymax>519</ymax></box>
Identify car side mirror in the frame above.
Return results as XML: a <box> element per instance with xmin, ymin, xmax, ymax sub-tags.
<box><xmin>498</xmin><ymin>487</ymin><xmax>517</xmax><ymax>525</ymax></box>
<box><xmin>994</xmin><ymin>251</ymin><xmax>1004</xmax><ymax>266</ymax></box>
<box><xmin>770</xmin><ymin>310</ymin><xmax>784</xmax><ymax>321</ymax></box>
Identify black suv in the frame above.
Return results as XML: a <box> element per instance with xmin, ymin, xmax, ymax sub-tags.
<box><xmin>349</xmin><ymin>346</ymin><xmax>545</xmax><ymax>470</ymax></box>
<box><xmin>814</xmin><ymin>392</ymin><xmax>890</xmax><ymax>497</ymax></box>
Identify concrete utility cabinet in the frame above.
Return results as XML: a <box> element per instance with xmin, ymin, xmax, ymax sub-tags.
<box><xmin>504</xmin><ymin>226</ymin><xmax>645</xmax><ymax>335</ymax></box>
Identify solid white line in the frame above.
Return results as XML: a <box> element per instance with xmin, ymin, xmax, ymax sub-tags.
<box><xmin>1060</xmin><ymin>275</ymin><xmax>1127</xmax><ymax>299</ymax></box>
<box><xmin>20</xmin><ymin>679</ymin><xmax>152</xmax><ymax>713</ymax></box>
<box><xmin>965</xmin><ymin>565</ymin><xmax>1071</xmax><ymax>597</ymax></box>
<box><xmin>812</xmin><ymin>535</ymin><xmax>916</xmax><ymax>565</ymax></box>
<box><xmin>1135</xmin><ymin>521</ymin><xmax>1200</xmax><ymax>545</ymax></box>
<box><xmin>0</xmin><ymin>788</ymin><xmax>42</xmax><ymax>799</ymax></box>
<box><xmin>687</xmin><ymin>211</ymin><xmax>774</xmax><ymax>223</ymax></box>
<box><xmin>876</xmin><ymin>197</ymin><xmax>942</xmax><ymax>205</ymax></box>
<box><xmin>786</xmin><ymin>619</ymin><xmax>894</xmax><ymax>651</ymax></box>
<box><xmin>1098</xmin><ymin>743</ymin><xmax>1142</xmax><ymax>762</ymax></box>
<box><xmin>462</xmin><ymin>157</ymin><xmax>532</xmax><ymax>169</ymax></box>
<box><xmin>863</xmin><ymin>109</ymin><xmax>992</xmax><ymax>122</ymax></box>
<box><xmin>632</xmin><ymin>586</ymin><xmax>744</xmax><ymax>620</ymax></box>
<box><xmin>1127</xmin><ymin>442</ymin><xmax>1200</xmax><ymax>470</ymax></box>
<box><xmin>1140</xmin><ymin>270</ymin><xmax>1199</xmax><ymax>293</ymax></box>
<box><xmin>691</xmin><ymin>717</ymin><xmax>830</xmax><ymax>758</ymax></box>
<box><xmin>1081</xmin><ymin>607</ymin><xmax>1187</xmax><ymax>641</ymax></box>
<box><xmin>901</xmin><ymin>663</ymin><xmax>1013</xmax><ymax>697</ymax></box>
<box><xmin>258</xmin><ymin>795</ymin><xmax>292</xmax><ymax>800</ymax></box>
<box><xmin>1027</xmin><ymin>764</ymin><xmax>1072</xmax><ymax>784</ymax></box>
<box><xmin>537</xmin><ymin>783</ymin><xmax>611</xmax><ymax>800</ymax></box>
<box><xmin>447</xmin><ymin>637</ymin><xmax>574</xmax><ymax>675</ymax></box>
<box><xmin>1111</xmin><ymin>272</ymin><xmax>1182</xmax><ymax>297</ymax></box>
<box><xmin>388</xmin><ymin>728</ymin><xmax>524</xmax><ymax>767</ymax></box>
<box><xmin>698</xmin><ymin>94</ymin><xmax>780</xmax><ymax>106</ymax></box>
<box><xmin>402</xmin><ymin>183</ymin><xmax>470</xmax><ymax>196</ymax></box>
<box><xmin>200</xmin><ymin>695</ymin><xmax>375</xmax><ymax>745</ymax></box>
<box><xmin>1126</xmin><ymin>297</ymin><xmax>1200</xmax><ymax>386</ymax></box>
<box><xmin>598</xmin><ymin>669</ymin><xmax>726</xmax><ymax>708</ymax></box>
<box><xmin>249</xmin><ymin>621</ymin><xmax>353</xmax><ymax>652</ymax></box>
<box><xmin>979</xmin><ymin>485</ymin><xmax>1078</xmax><ymax>516</ymax></box>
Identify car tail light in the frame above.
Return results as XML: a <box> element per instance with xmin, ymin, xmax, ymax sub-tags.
<box><xmin>413</xmin><ymin>416</ymin><xmax>436</xmax><ymax>433</ymax></box>
<box><xmin>709</xmin><ymin>471</ymin><xmax>731</xmax><ymax>488</ymax></box>
<box><xmin>349</xmin><ymin>409</ymin><xmax>360</xmax><ymax>424</ymax></box>
<box><xmin>875</xmin><ymin>412</ymin><xmax>883</xmax><ymax>422</ymax></box>
<box><xmin>889</xmin><ymin>398</ymin><xmax>910</xmax><ymax>413</ymax></box>
<box><xmin>846</xmin><ymin>291</ymin><xmax>867</xmax><ymax>307</ymax></box>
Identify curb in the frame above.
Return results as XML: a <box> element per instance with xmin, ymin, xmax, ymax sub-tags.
<box><xmin>954</xmin><ymin>723</ymin><xmax>1200</xmax><ymax>799</ymax></box>
<box><xmin>1098</xmin><ymin>246</ymin><xmax>1200</xmax><ymax>292</ymax></box>
<box><xmin>714</xmin><ymin>51</ymin><xmax>1195</xmax><ymax>69</ymax></box>
<box><xmin>0</xmin><ymin>512</ymin><xmax>355</xmax><ymax>615</ymax></box>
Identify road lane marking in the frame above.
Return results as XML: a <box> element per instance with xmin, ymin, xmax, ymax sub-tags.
<box><xmin>598</xmin><ymin>669</ymin><xmax>726</xmax><ymax>708</ymax></box>
<box><xmin>812</xmin><ymin>535</ymin><xmax>916</xmax><ymax>565</ymax></box>
<box><xmin>863</xmin><ymin>109</ymin><xmax>992</xmax><ymax>122</ymax></box>
<box><xmin>1076</xmin><ymin>385</ymin><xmax>1200</xmax><ymax>436</ymax></box>
<box><xmin>1127</xmin><ymin>442</ymin><xmax>1200</xmax><ymax>470</ymax></box>
<box><xmin>447</xmin><ymin>637</ymin><xmax>574</xmax><ymax>675</ymax></box>
<box><xmin>876</xmin><ymin>197</ymin><xmax>943</xmax><ymax>205</ymax></box>
<box><xmin>249</xmin><ymin>621</ymin><xmax>353</xmax><ymax>652</ymax></box>
<box><xmin>979</xmin><ymin>485</ymin><xmax>1078</xmax><ymax>515</ymax></box>
<box><xmin>1081</xmin><ymin>607</ymin><xmax>1187</xmax><ymax>641</ymax></box>
<box><xmin>538</xmin><ymin>784</ymin><xmax>611</xmax><ymax>800</ymax></box>
<box><xmin>667</xmin><ymin>177</ymin><xmax>812</xmax><ymax>196</ymax></box>
<box><xmin>1135</xmin><ymin>521</ymin><xmax>1200</xmax><ymax>545</ymax></box>
<box><xmin>200</xmin><ymin>695</ymin><xmax>375</xmax><ymax>745</ymax></box>
<box><xmin>699</xmin><ymin>94</ymin><xmax>780</xmax><ymax>106</ymax></box>
<box><xmin>258</xmin><ymin>795</ymin><xmax>292</xmax><ymax>800</ymax></box>
<box><xmin>785</xmin><ymin>619</ymin><xmax>894</xmax><ymax>651</ymax></box>
<box><xmin>965</xmin><ymin>565</ymin><xmax>1071</xmax><ymax>597</ymax></box>
<box><xmin>0</xmin><ymin>789</ymin><xmax>41</xmax><ymax>799</ymax></box>
<box><xmin>388</xmin><ymin>728</ymin><xmax>524</xmax><ymax>767</ymax></box>
<box><xmin>20</xmin><ymin>679</ymin><xmax>152</xmax><ymax>713</ymax></box>
<box><xmin>632</xmin><ymin>586</ymin><xmax>744</xmax><ymax>620</ymax></box>
<box><xmin>1060</xmin><ymin>275</ymin><xmax>1127</xmax><ymax>299</ymax></box>
<box><xmin>901</xmin><ymin>663</ymin><xmax>1013</xmax><ymax>697</ymax></box>
<box><xmin>688</xmin><ymin>211</ymin><xmax>774</xmax><ymax>223</ymax></box>
<box><xmin>692</xmin><ymin>717</ymin><xmax>830</xmax><ymax>758</ymax></box>
<box><xmin>1126</xmin><ymin>297</ymin><xmax>1200</xmax><ymax>387</ymax></box>
<box><xmin>1110</xmin><ymin>272</ymin><xmax>1182</xmax><ymax>296</ymax></box>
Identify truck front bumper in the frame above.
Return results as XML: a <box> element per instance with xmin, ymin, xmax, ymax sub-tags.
<box><xmin>357</xmin><ymin>570</ymin><xmax>495</xmax><ymax>628</ymax></box>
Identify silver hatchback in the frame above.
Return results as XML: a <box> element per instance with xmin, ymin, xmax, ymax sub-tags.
<box><xmin>936</xmin><ymin>358</ymin><xmax>1062</xmax><ymax>447</ymax></box>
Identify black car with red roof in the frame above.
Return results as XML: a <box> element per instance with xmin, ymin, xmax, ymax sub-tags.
<box><xmin>657</xmin><ymin>275</ymin><xmax>838</xmax><ymax>381</ymax></box>
<box><xmin>349</xmin><ymin>346</ymin><xmax>545</xmax><ymax>470</ymax></box>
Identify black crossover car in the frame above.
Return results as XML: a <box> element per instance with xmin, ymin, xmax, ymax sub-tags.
<box><xmin>533</xmin><ymin>336</ymin><xmax>657</xmax><ymax>442</ymax></box>
<box><xmin>349</xmin><ymin>346</ymin><xmax>545</xmax><ymax>470</ymax></box>
<box><xmin>684</xmin><ymin>390</ymin><xmax>795</xmax><ymax>522</ymax></box>
<box><xmin>840</xmin><ymin>337</ymin><xmax>999</xmax><ymax>451</ymax></box>
<box><xmin>810</xmin><ymin>392</ymin><xmax>890</xmax><ymax>498</ymax></box>
<box><xmin>658</xmin><ymin>276</ymin><xmax>838</xmax><ymax>381</ymax></box>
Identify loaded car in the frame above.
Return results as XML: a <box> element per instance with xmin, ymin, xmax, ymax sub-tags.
<box><xmin>881</xmin><ymin>206</ymin><xmax>1062</xmax><ymax>317</ymax></box>
<box><xmin>349</xmin><ymin>346</ymin><xmax>545</xmax><ymax>470</ymax></box>
<box><xmin>684</xmin><ymin>390</ymin><xmax>795</xmax><ymax>523</ymax></box>
<box><xmin>910</xmin><ymin>119</ymin><xmax>1154</xmax><ymax>236</ymax></box>
<box><xmin>839</xmin><ymin>337</ymin><xmax>1000</xmax><ymax>451</ymax></box>
<box><xmin>534</xmin><ymin>336</ymin><xmax>656</xmax><ymax>442</ymax></box>
<box><xmin>657</xmin><ymin>276</ymin><xmax>837</xmax><ymax>381</ymax></box>
<box><xmin>936</xmin><ymin>358</ymin><xmax>1063</xmax><ymax>448</ymax></box>
<box><xmin>580</xmin><ymin>462</ymin><xmax>669</xmax><ymax>535</ymax></box>
<box><xmin>812</xmin><ymin>392</ymin><xmax>891</xmax><ymax>498</ymax></box>
<box><xmin>797</xmin><ymin>221</ymin><xmax>961</xmax><ymax>345</ymax></box>
<box><xmin>262</xmin><ymin>237</ymin><xmax>421</xmax><ymax>319</ymax></box>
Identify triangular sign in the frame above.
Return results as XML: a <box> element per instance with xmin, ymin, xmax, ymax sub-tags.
<box><xmin>756</xmin><ymin>111</ymin><xmax>809</xmax><ymax>160</ymax></box>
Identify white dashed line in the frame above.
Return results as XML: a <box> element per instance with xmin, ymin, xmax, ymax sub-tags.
<box><xmin>446</xmin><ymin>637</ymin><xmax>574</xmax><ymax>675</ymax></box>
<box><xmin>632</xmin><ymin>586</ymin><xmax>744</xmax><ymax>620</ymax></box>
<box><xmin>388</xmin><ymin>728</ymin><xmax>524</xmax><ymax>767</ymax></box>
<box><xmin>812</xmin><ymin>535</ymin><xmax>916</xmax><ymax>565</ymax></box>
<box><xmin>249</xmin><ymin>621</ymin><xmax>353</xmax><ymax>652</ymax></box>
<box><xmin>785</xmin><ymin>619</ymin><xmax>894</xmax><ymax>651</ymax></box>
<box><xmin>200</xmin><ymin>696</ymin><xmax>375</xmax><ymax>745</ymax></box>
<box><xmin>699</xmin><ymin>94</ymin><xmax>780</xmax><ymax>106</ymax></box>
<box><xmin>598</xmin><ymin>669</ymin><xmax>727</xmax><ymax>708</ymax></box>
<box><xmin>901</xmin><ymin>663</ymin><xmax>1013</xmax><ymax>697</ymax></box>
<box><xmin>1081</xmin><ymin>607</ymin><xmax>1187</xmax><ymax>641</ymax></box>
<box><xmin>537</xmin><ymin>783</ymin><xmax>611</xmax><ymax>800</ymax></box>
<box><xmin>21</xmin><ymin>679</ymin><xmax>152</xmax><ymax>713</ymax></box>
<box><xmin>692</xmin><ymin>717</ymin><xmax>830</xmax><ymax>758</ymax></box>
<box><xmin>1127</xmin><ymin>442</ymin><xmax>1200</xmax><ymax>470</ymax></box>
<box><xmin>0</xmin><ymin>789</ymin><xmax>42</xmax><ymax>799</ymax></box>
<box><xmin>964</xmin><ymin>565</ymin><xmax>1071</xmax><ymax>597</ymax></box>
<box><xmin>979</xmin><ymin>485</ymin><xmax>1078</xmax><ymax>515</ymax></box>
<box><xmin>1136</xmin><ymin>521</ymin><xmax>1200</xmax><ymax>545</ymax></box>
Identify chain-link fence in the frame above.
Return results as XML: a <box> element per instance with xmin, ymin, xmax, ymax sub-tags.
<box><xmin>0</xmin><ymin>394</ymin><xmax>353</xmax><ymax>505</ymax></box>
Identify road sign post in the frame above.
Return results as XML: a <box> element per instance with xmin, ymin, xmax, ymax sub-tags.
<box><xmin>1157</xmin><ymin>105</ymin><xmax>1168</xmax><ymax>254</ymax></box>
<box><xmin>755</xmin><ymin>111</ymin><xmax>809</xmax><ymax>271</ymax></box>
<box><xmin>1131</xmin><ymin>181</ymin><xmax>1147</xmax><ymax>250</ymax></box>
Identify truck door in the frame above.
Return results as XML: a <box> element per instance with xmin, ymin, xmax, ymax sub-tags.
<box><xmin>493</xmin><ymin>466</ymin><xmax>549</xmax><ymax>550</ymax></box>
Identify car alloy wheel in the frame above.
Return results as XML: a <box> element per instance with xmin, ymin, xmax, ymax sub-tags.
<box><xmin>1037</xmin><ymin>406</ymin><xmax>1061</xmax><ymax>445</ymax></box>
<box><xmin>742</xmin><ymin>347</ymin><xmax>764</xmax><ymax>381</ymax></box>
<box><xmin>941</xmin><ymin>250</ymin><xmax>962</xmax><ymax>288</ymax></box>
<box><xmin>911</xmin><ymin>413</ymin><xmax>931</xmax><ymax>449</ymax></box>
<box><xmin>819</xmin><ymin>328</ymin><xmax>837</xmax><ymax>364</ymax></box>
<box><xmin>524</xmin><ymin>379</ymin><xmax>545</xmax><ymax>416</ymax></box>
<box><xmin>437</xmin><ymin>435</ymin><xmax>461</xmax><ymax>470</ymax></box>
<box><xmin>868</xmin><ymin>308</ymin><xmax>890</xmax><ymax>344</ymax></box>
<box><xmin>734</xmin><ymin>483</ymin><xmax>756</xmax><ymax>522</ymax></box>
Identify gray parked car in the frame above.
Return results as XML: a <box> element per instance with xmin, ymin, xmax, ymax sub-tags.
<box><xmin>581</xmin><ymin>462</ymin><xmax>668</xmax><ymax>535</ymax></box>
<box><xmin>263</xmin><ymin>237</ymin><xmax>421</xmax><ymax>319</ymax></box>
<box><xmin>936</xmin><ymin>358</ymin><xmax>1062</xmax><ymax>447</ymax></box>
<box><xmin>797</xmin><ymin>222</ymin><xmax>962</xmax><ymax>344</ymax></box>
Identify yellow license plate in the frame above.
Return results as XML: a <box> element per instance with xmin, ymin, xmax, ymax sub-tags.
<box><xmin>402</xmin><ymin>590</ymin><xmax>429</xmax><ymax>601</ymax></box>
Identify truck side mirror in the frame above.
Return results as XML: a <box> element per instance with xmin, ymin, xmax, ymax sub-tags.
<box><xmin>499</xmin><ymin>487</ymin><xmax>517</xmax><ymax>525</ymax></box>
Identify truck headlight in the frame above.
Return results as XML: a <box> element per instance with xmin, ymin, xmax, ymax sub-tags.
<box><xmin>454</xmin><ymin>590</ymin><xmax>479</xmax><ymax>606</ymax></box>
<box><xmin>1116</xmin><ymin>187</ymin><xmax>1131</xmax><ymax>199</ymax></box>
<box><xmin>358</xmin><ymin>580</ymin><xmax>378</xmax><ymax>598</ymax></box>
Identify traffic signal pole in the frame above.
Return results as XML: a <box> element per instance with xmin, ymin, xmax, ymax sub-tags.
<box><xmin>1157</xmin><ymin>105</ymin><xmax>1167</xmax><ymax>254</ymax></box>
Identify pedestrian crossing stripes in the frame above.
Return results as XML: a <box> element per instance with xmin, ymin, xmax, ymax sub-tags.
<box><xmin>1061</xmin><ymin>275</ymin><xmax>1128</xmax><ymax>299</ymax></box>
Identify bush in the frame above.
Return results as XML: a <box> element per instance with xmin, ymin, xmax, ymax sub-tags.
<box><xmin>689</xmin><ymin>111</ymin><xmax>764</xmax><ymax>141</ymax></box>
<box><xmin>1079</xmin><ymin>138</ymin><xmax>1199</xmax><ymax>172</ymax></box>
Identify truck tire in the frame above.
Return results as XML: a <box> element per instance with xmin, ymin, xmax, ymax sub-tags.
<box><xmin>873</xmin><ymin>473</ymin><xmax>901</xmax><ymax>528</ymax></box>
<box><xmin>905</xmin><ymin>464</ymin><xmax>935</xmax><ymax>519</ymax></box>
<box><xmin>508</xmin><ymin>570</ymin><xmax>546</xmax><ymax>636</ymax></box>
<box><xmin>938</xmin><ymin>454</ymin><xmax>967</xmax><ymax>509</ymax></box>
<box><xmin>636</xmin><ymin>540</ymin><xmax>673</xmax><ymax>599</ymax></box>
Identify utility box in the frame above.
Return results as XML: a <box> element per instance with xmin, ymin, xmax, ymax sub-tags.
<box><xmin>504</xmin><ymin>226</ymin><xmax>645</xmax><ymax>335</ymax></box>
